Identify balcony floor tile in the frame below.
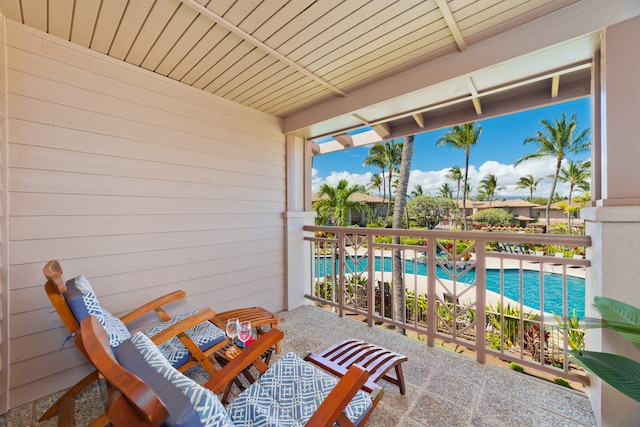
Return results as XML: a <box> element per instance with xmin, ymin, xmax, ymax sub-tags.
<box><xmin>0</xmin><ymin>304</ymin><xmax>596</xmax><ymax>426</ymax></box>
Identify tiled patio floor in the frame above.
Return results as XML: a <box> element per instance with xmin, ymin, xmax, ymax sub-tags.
<box><xmin>0</xmin><ymin>304</ymin><xmax>596</xmax><ymax>426</ymax></box>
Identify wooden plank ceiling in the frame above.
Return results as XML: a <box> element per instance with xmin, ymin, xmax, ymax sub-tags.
<box><xmin>2</xmin><ymin>0</ymin><xmax>594</xmax><ymax>149</ymax></box>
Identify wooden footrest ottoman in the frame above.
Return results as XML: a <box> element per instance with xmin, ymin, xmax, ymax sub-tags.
<box><xmin>304</xmin><ymin>339</ymin><xmax>407</xmax><ymax>395</ymax></box>
<box><xmin>215</xmin><ymin>307</ymin><xmax>284</xmax><ymax>353</ymax></box>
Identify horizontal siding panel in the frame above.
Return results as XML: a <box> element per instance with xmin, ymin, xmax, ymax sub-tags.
<box><xmin>10</xmin><ymin>361</ymin><xmax>93</xmax><ymax>405</ymax></box>
<box><xmin>10</xmin><ymin>213</ymin><xmax>283</xmax><ymax>240</ymax></box>
<box><xmin>10</xmin><ymin>118</ymin><xmax>285</xmax><ymax>173</ymax></box>
<box><xmin>8</xmin><ymin>142</ymin><xmax>284</xmax><ymax>188</ymax></box>
<box><xmin>10</xmin><ymin>192</ymin><xmax>283</xmax><ymax>217</ymax></box>
<box><xmin>10</xmin><ymin>325</ymin><xmax>72</xmax><ymax>364</ymax></box>
<box><xmin>6</xmin><ymin>25</ymin><xmax>285</xmax><ymax>142</ymax></box>
<box><xmin>7</xmin><ymin>70</ymin><xmax>284</xmax><ymax>158</ymax></box>
<box><xmin>10</xmin><ymin>344</ymin><xmax>88</xmax><ymax>388</ymax></box>
<box><xmin>10</xmin><ymin>237</ymin><xmax>283</xmax><ymax>291</ymax></box>
<box><xmin>9</xmin><ymin>226</ymin><xmax>283</xmax><ymax>265</ymax></box>
<box><xmin>8</xmin><ymin>96</ymin><xmax>285</xmax><ymax>167</ymax></box>
<box><xmin>10</xmin><ymin>168</ymin><xmax>285</xmax><ymax>202</ymax></box>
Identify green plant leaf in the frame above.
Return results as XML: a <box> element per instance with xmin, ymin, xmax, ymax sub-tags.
<box><xmin>594</xmin><ymin>296</ymin><xmax>640</xmax><ymax>350</ymax></box>
<box><xmin>570</xmin><ymin>351</ymin><xmax>640</xmax><ymax>403</ymax></box>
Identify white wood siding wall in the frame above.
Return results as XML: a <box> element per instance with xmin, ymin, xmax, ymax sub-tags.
<box><xmin>3</xmin><ymin>20</ymin><xmax>286</xmax><ymax>410</ymax></box>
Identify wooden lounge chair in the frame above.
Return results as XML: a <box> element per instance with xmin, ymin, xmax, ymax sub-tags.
<box><xmin>41</xmin><ymin>260</ymin><xmax>225</xmax><ymax>423</ymax></box>
<box><xmin>70</xmin><ymin>316</ymin><xmax>382</xmax><ymax>427</ymax></box>
<box><xmin>42</xmin><ymin>260</ymin><xmax>285</xmax><ymax>424</ymax></box>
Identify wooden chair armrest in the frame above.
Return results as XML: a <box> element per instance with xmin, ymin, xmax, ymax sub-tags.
<box><xmin>119</xmin><ymin>290</ymin><xmax>187</xmax><ymax>324</ymax></box>
<box><xmin>78</xmin><ymin>316</ymin><xmax>168</xmax><ymax>427</ymax></box>
<box><xmin>147</xmin><ymin>308</ymin><xmax>217</xmax><ymax>345</ymax></box>
<box><xmin>204</xmin><ymin>328</ymin><xmax>284</xmax><ymax>393</ymax></box>
<box><xmin>306</xmin><ymin>364</ymin><xmax>370</xmax><ymax>427</ymax></box>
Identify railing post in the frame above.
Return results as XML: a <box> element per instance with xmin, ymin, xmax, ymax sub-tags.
<box><xmin>426</xmin><ymin>236</ymin><xmax>437</xmax><ymax>348</ymax></box>
<box><xmin>367</xmin><ymin>234</ymin><xmax>374</xmax><ymax>327</ymax></box>
<box><xmin>337</xmin><ymin>230</ymin><xmax>345</xmax><ymax>317</ymax></box>
<box><xmin>475</xmin><ymin>242</ymin><xmax>486</xmax><ymax>364</ymax></box>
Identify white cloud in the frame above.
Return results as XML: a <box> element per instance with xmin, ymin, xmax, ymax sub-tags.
<box><xmin>312</xmin><ymin>169</ymin><xmax>373</xmax><ymax>193</ymax></box>
<box><xmin>313</xmin><ymin>157</ymin><xmax>584</xmax><ymax>200</ymax></box>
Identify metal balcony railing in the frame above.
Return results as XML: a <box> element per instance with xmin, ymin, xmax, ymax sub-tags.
<box><xmin>303</xmin><ymin>225</ymin><xmax>591</xmax><ymax>383</ymax></box>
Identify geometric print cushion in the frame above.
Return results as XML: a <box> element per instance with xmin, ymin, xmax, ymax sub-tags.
<box><xmin>100</xmin><ymin>308</ymin><xmax>132</xmax><ymax>348</ymax></box>
<box><xmin>130</xmin><ymin>332</ymin><xmax>234</xmax><ymax>427</ymax></box>
<box><xmin>143</xmin><ymin>310</ymin><xmax>227</xmax><ymax>368</ymax></box>
<box><xmin>227</xmin><ymin>352</ymin><xmax>373</xmax><ymax>427</ymax></box>
<box><xmin>64</xmin><ymin>275</ymin><xmax>105</xmax><ymax>325</ymax></box>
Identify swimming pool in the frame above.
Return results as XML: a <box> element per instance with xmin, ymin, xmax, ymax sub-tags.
<box><xmin>314</xmin><ymin>256</ymin><xmax>585</xmax><ymax>318</ymax></box>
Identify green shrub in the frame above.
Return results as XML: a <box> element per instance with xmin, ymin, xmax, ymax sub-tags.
<box><xmin>471</xmin><ymin>208</ymin><xmax>514</xmax><ymax>225</ymax></box>
<box><xmin>509</xmin><ymin>362</ymin><xmax>524</xmax><ymax>373</ymax></box>
<box><xmin>554</xmin><ymin>378</ymin><xmax>571</xmax><ymax>388</ymax></box>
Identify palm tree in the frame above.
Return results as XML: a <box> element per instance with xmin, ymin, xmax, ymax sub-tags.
<box><xmin>367</xmin><ymin>173</ymin><xmax>384</xmax><ymax>219</ymax></box>
<box><xmin>364</xmin><ymin>145</ymin><xmax>389</xmax><ymax>219</ymax></box>
<box><xmin>445</xmin><ymin>165</ymin><xmax>463</xmax><ymax>202</ymax></box>
<box><xmin>515</xmin><ymin>174</ymin><xmax>542</xmax><ymax>202</ymax></box>
<box><xmin>392</xmin><ymin>135</ymin><xmax>414</xmax><ymax>334</ymax></box>
<box><xmin>438</xmin><ymin>183</ymin><xmax>453</xmax><ymax>198</ymax></box>
<box><xmin>515</xmin><ymin>113</ymin><xmax>590</xmax><ymax>232</ymax></box>
<box><xmin>411</xmin><ymin>184</ymin><xmax>424</xmax><ymax>198</ymax></box>
<box><xmin>364</xmin><ymin>140</ymin><xmax>403</xmax><ymax>222</ymax></box>
<box><xmin>558</xmin><ymin>159</ymin><xmax>591</xmax><ymax>233</ymax></box>
<box><xmin>437</xmin><ymin>123</ymin><xmax>482</xmax><ymax>229</ymax></box>
<box><xmin>478</xmin><ymin>174</ymin><xmax>504</xmax><ymax>207</ymax></box>
<box><xmin>558</xmin><ymin>159</ymin><xmax>591</xmax><ymax>204</ymax></box>
<box><xmin>313</xmin><ymin>179</ymin><xmax>370</xmax><ymax>226</ymax></box>
<box><xmin>367</xmin><ymin>173</ymin><xmax>383</xmax><ymax>195</ymax></box>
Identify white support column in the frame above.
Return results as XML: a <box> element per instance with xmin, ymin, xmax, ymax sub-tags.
<box><xmin>583</xmin><ymin>15</ymin><xmax>640</xmax><ymax>427</ymax></box>
<box><xmin>284</xmin><ymin>135</ymin><xmax>315</xmax><ymax>310</ymax></box>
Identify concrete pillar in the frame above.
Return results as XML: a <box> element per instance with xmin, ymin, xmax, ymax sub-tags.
<box><xmin>583</xmin><ymin>15</ymin><xmax>640</xmax><ymax>427</ymax></box>
<box><xmin>284</xmin><ymin>135</ymin><xmax>315</xmax><ymax>310</ymax></box>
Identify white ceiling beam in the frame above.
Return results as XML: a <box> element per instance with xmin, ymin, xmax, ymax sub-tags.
<box><xmin>466</xmin><ymin>76</ymin><xmax>482</xmax><ymax>115</ymax></box>
<box><xmin>435</xmin><ymin>0</ymin><xmax>467</xmax><ymax>51</ymax></box>
<box><xmin>372</xmin><ymin>122</ymin><xmax>391</xmax><ymax>138</ymax></box>
<box><xmin>413</xmin><ymin>113</ymin><xmax>425</xmax><ymax>128</ymax></box>
<box><xmin>179</xmin><ymin>0</ymin><xmax>347</xmax><ymax>97</ymax></box>
<box><xmin>352</xmin><ymin>114</ymin><xmax>370</xmax><ymax>125</ymax></box>
<box><xmin>311</xmin><ymin>142</ymin><xmax>321</xmax><ymax>155</ymax></box>
<box><xmin>551</xmin><ymin>74</ymin><xmax>560</xmax><ymax>98</ymax></box>
<box><xmin>308</xmin><ymin>62</ymin><xmax>590</xmax><ymax>142</ymax></box>
<box><xmin>334</xmin><ymin>134</ymin><xmax>353</xmax><ymax>148</ymax></box>
<box><xmin>368</xmin><ymin>62</ymin><xmax>590</xmax><ymax>129</ymax></box>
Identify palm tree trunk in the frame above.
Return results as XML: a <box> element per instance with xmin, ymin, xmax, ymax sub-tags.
<box><xmin>546</xmin><ymin>160</ymin><xmax>562</xmax><ymax>234</ymax></box>
<box><xmin>392</xmin><ymin>136</ymin><xmax>414</xmax><ymax>335</ymax></box>
<box><xmin>386</xmin><ymin>168</ymin><xmax>393</xmax><ymax>222</ymax></box>
<box><xmin>462</xmin><ymin>155</ymin><xmax>470</xmax><ymax>230</ymax></box>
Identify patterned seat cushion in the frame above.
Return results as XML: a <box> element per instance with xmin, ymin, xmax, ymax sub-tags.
<box><xmin>64</xmin><ymin>276</ymin><xmax>131</xmax><ymax>348</ymax></box>
<box><xmin>227</xmin><ymin>352</ymin><xmax>373</xmax><ymax>427</ymax></box>
<box><xmin>143</xmin><ymin>310</ymin><xmax>227</xmax><ymax>368</ymax></box>
<box><xmin>131</xmin><ymin>332</ymin><xmax>235</xmax><ymax>427</ymax></box>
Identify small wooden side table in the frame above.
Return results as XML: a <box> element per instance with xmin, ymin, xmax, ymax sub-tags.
<box><xmin>215</xmin><ymin>307</ymin><xmax>284</xmax><ymax>353</ymax></box>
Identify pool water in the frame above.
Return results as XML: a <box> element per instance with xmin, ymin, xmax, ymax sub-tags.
<box><xmin>314</xmin><ymin>256</ymin><xmax>585</xmax><ymax>318</ymax></box>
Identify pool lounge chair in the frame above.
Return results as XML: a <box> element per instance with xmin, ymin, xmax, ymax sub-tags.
<box><xmin>71</xmin><ymin>315</ymin><xmax>382</xmax><ymax>427</ymax></box>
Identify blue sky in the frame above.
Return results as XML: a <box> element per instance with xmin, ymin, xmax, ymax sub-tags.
<box><xmin>312</xmin><ymin>98</ymin><xmax>591</xmax><ymax>199</ymax></box>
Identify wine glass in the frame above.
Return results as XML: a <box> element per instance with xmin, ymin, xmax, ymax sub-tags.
<box><xmin>226</xmin><ymin>318</ymin><xmax>239</xmax><ymax>349</ymax></box>
<box><xmin>238</xmin><ymin>320</ymin><xmax>252</xmax><ymax>348</ymax></box>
